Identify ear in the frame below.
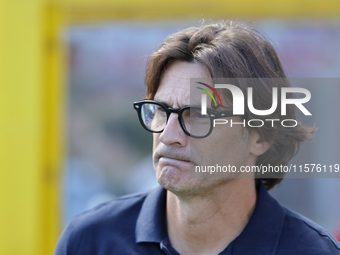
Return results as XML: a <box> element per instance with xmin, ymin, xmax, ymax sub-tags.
<box><xmin>249</xmin><ymin>130</ymin><xmax>271</xmax><ymax>156</ymax></box>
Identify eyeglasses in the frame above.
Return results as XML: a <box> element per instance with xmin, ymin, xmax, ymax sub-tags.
<box><xmin>133</xmin><ymin>100</ymin><xmax>233</xmax><ymax>138</ymax></box>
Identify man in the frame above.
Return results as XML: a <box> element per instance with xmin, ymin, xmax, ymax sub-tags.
<box><xmin>55</xmin><ymin>21</ymin><xmax>340</xmax><ymax>254</ymax></box>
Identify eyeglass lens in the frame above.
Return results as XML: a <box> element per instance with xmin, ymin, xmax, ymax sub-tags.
<box><xmin>140</xmin><ymin>102</ymin><xmax>211</xmax><ymax>137</ymax></box>
<box><xmin>141</xmin><ymin>103</ymin><xmax>167</xmax><ymax>132</ymax></box>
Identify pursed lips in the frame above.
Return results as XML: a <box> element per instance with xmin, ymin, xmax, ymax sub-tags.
<box><xmin>155</xmin><ymin>151</ymin><xmax>190</xmax><ymax>162</ymax></box>
<box><xmin>160</xmin><ymin>155</ymin><xmax>190</xmax><ymax>162</ymax></box>
<box><xmin>158</xmin><ymin>156</ymin><xmax>192</xmax><ymax>170</ymax></box>
<box><xmin>155</xmin><ymin>150</ymin><xmax>192</xmax><ymax>167</ymax></box>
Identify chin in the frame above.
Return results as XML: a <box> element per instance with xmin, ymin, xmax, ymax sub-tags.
<box><xmin>158</xmin><ymin>170</ymin><xmax>235</xmax><ymax>198</ymax></box>
<box><xmin>156</xmin><ymin>166</ymin><xmax>183</xmax><ymax>191</ymax></box>
<box><xmin>156</xmin><ymin>170</ymin><xmax>209</xmax><ymax>197</ymax></box>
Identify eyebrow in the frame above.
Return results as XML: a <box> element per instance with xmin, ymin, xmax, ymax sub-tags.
<box><xmin>153</xmin><ymin>99</ymin><xmax>169</xmax><ymax>107</ymax></box>
<box><xmin>153</xmin><ymin>99</ymin><xmax>190</xmax><ymax>109</ymax></box>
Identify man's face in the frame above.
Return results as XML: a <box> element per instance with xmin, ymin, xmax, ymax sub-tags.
<box><xmin>152</xmin><ymin>61</ymin><xmax>264</xmax><ymax>196</ymax></box>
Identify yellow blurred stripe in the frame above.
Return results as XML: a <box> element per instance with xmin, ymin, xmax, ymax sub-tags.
<box><xmin>51</xmin><ymin>0</ymin><xmax>340</xmax><ymax>22</ymax></box>
<box><xmin>0</xmin><ymin>0</ymin><xmax>62</xmax><ymax>254</ymax></box>
<box><xmin>0</xmin><ymin>0</ymin><xmax>44</xmax><ymax>253</ymax></box>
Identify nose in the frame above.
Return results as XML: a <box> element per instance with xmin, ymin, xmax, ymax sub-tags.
<box><xmin>159</xmin><ymin>112</ymin><xmax>188</xmax><ymax>147</ymax></box>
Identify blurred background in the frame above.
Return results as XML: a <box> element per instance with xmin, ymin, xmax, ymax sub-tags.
<box><xmin>1</xmin><ymin>0</ymin><xmax>340</xmax><ymax>254</ymax></box>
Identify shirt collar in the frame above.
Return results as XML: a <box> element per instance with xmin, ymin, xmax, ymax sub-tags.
<box><xmin>135</xmin><ymin>182</ymin><xmax>285</xmax><ymax>255</ymax></box>
<box><xmin>135</xmin><ymin>185</ymin><xmax>168</xmax><ymax>243</ymax></box>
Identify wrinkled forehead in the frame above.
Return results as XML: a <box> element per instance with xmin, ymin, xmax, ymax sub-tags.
<box><xmin>154</xmin><ymin>61</ymin><xmax>212</xmax><ymax>106</ymax></box>
<box><xmin>154</xmin><ymin>83</ymin><xmax>190</xmax><ymax>106</ymax></box>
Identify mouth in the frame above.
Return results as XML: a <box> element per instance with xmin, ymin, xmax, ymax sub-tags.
<box><xmin>154</xmin><ymin>147</ymin><xmax>193</xmax><ymax>170</ymax></box>
<box><xmin>155</xmin><ymin>151</ymin><xmax>191</xmax><ymax>163</ymax></box>
<box><xmin>158</xmin><ymin>156</ymin><xmax>192</xmax><ymax>169</ymax></box>
<box><xmin>159</xmin><ymin>155</ymin><xmax>190</xmax><ymax>162</ymax></box>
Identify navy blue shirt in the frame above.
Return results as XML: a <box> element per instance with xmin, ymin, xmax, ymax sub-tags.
<box><xmin>55</xmin><ymin>182</ymin><xmax>340</xmax><ymax>255</ymax></box>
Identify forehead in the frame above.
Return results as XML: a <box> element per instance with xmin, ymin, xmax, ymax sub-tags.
<box><xmin>154</xmin><ymin>61</ymin><xmax>211</xmax><ymax>106</ymax></box>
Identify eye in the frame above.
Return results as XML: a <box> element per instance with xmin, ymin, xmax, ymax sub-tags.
<box><xmin>195</xmin><ymin>112</ymin><xmax>208</xmax><ymax>118</ymax></box>
<box><xmin>190</xmin><ymin>108</ymin><xmax>209</xmax><ymax>119</ymax></box>
<box><xmin>157</xmin><ymin>106</ymin><xmax>165</xmax><ymax>111</ymax></box>
<box><xmin>156</xmin><ymin>105</ymin><xmax>167</xmax><ymax>115</ymax></box>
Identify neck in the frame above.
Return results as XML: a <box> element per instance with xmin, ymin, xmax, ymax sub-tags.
<box><xmin>166</xmin><ymin>179</ymin><xmax>257</xmax><ymax>255</ymax></box>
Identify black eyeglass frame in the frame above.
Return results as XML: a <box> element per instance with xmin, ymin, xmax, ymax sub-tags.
<box><xmin>133</xmin><ymin>100</ymin><xmax>234</xmax><ymax>138</ymax></box>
